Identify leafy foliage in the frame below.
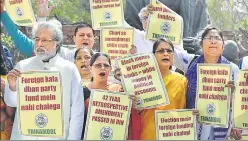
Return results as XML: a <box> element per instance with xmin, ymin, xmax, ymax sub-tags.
<box><xmin>207</xmin><ymin>0</ymin><xmax>248</xmax><ymax>30</ymax></box>
<box><xmin>1</xmin><ymin>33</ymin><xmax>14</xmax><ymax>49</ymax></box>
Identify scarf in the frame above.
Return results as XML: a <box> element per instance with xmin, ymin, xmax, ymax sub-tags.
<box><xmin>185</xmin><ymin>55</ymin><xmax>231</xmax><ymax>140</ymax></box>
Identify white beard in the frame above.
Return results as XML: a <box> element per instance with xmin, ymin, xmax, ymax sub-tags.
<box><xmin>35</xmin><ymin>47</ymin><xmax>57</xmax><ymax>61</ymax></box>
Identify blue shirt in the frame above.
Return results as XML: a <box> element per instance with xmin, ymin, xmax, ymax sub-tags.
<box><xmin>1</xmin><ymin>12</ymin><xmax>34</xmax><ymax>57</ymax></box>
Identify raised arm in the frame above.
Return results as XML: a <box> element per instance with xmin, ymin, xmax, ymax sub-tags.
<box><xmin>1</xmin><ymin>11</ymin><xmax>34</xmax><ymax>57</ymax></box>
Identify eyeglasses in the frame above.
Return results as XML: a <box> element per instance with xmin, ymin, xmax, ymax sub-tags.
<box><xmin>93</xmin><ymin>63</ymin><xmax>111</xmax><ymax>69</ymax></box>
<box><xmin>76</xmin><ymin>56</ymin><xmax>91</xmax><ymax>61</ymax></box>
<box><xmin>204</xmin><ymin>36</ymin><xmax>222</xmax><ymax>41</ymax></box>
<box><xmin>33</xmin><ymin>37</ymin><xmax>55</xmax><ymax>45</ymax></box>
<box><xmin>155</xmin><ymin>49</ymin><xmax>174</xmax><ymax>55</ymax></box>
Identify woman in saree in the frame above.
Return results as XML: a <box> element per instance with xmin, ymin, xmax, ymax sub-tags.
<box><xmin>130</xmin><ymin>38</ymin><xmax>198</xmax><ymax>140</ymax></box>
<box><xmin>1</xmin><ymin>77</ymin><xmax>15</xmax><ymax>140</ymax></box>
<box><xmin>74</xmin><ymin>48</ymin><xmax>94</xmax><ymax>86</ymax></box>
<box><xmin>81</xmin><ymin>52</ymin><xmax>123</xmax><ymax>139</ymax></box>
<box><xmin>186</xmin><ymin>26</ymin><xmax>240</xmax><ymax>140</ymax></box>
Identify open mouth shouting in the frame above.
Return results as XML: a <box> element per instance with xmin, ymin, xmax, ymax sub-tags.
<box><xmin>81</xmin><ymin>64</ymin><xmax>89</xmax><ymax>70</ymax></box>
<box><xmin>99</xmin><ymin>72</ymin><xmax>106</xmax><ymax>77</ymax></box>
<box><xmin>161</xmin><ymin>57</ymin><xmax>170</xmax><ymax>63</ymax></box>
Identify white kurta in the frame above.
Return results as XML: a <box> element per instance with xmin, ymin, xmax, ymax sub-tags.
<box><xmin>59</xmin><ymin>47</ymin><xmax>76</xmax><ymax>62</ymax></box>
<box><xmin>241</xmin><ymin>56</ymin><xmax>248</xmax><ymax>70</ymax></box>
<box><xmin>4</xmin><ymin>55</ymin><xmax>84</xmax><ymax>140</ymax></box>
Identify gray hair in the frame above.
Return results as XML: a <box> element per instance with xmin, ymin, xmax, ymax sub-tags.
<box><xmin>32</xmin><ymin>19</ymin><xmax>63</xmax><ymax>46</ymax></box>
<box><xmin>138</xmin><ymin>7</ymin><xmax>148</xmax><ymax>19</ymax></box>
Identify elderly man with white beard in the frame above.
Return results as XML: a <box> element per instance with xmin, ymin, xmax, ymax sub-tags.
<box><xmin>4</xmin><ymin>20</ymin><xmax>84</xmax><ymax>140</ymax></box>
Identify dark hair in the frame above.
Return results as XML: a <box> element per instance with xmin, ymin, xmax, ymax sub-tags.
<box><xmin>90</xmin><ymin>52</ymin><xmax>111</xmax><ymax>66</ymax></box>
<box><xmin>200</xmin><ymin>26</ymin><xmax>224</xmax><ymax>45</ymax></box>
<box><xmin>90</xmin><ymin>52</ymin><xmax>111</xmax><ymax>82</ymax></box>
<box><xmin>74</xmin><ymin>23</ymin><xmax>95</xmax><ymax>36</ymax></box>
<box><xmin>74</xmin><ymin>48</ymin><xmax>94</xmax><ymax>60</ymax></box>
<box><xmin>152</xmin><ymin>38</ymin><xmax>174</xmax><ymax>54</ymax></box>
<box><xmin>152</xmin><ymin>38</ymin><xmax>174</xmax><ymax>70</ymax></box>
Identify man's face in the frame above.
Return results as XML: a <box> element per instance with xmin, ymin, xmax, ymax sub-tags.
<box><xmin>34</xmin><ymin>28</ymin><xmax>57</xmax><ymax>60</ymax></box>
<box><xmin>73</xmin><ymin>27</ymin><xmax>94</xmax><ymax>49</ymax></box>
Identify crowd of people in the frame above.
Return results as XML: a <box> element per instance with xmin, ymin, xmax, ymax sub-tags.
<box><xmin>0</xmin><ymin>0</ymin><xmax>247</xmax><ymax>140</ymax></box>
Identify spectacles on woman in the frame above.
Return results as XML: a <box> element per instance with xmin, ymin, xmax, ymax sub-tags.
<box><xmin>155</xmin><ymin>49</ymin><xmax>174</xmax><ymax>55</ymax></box>
<box><xmin>204</xmin><ymin>36</ymin><xmax>222</xmax><ymax>41</ymax></box>
<box><xmin>93</xmin><ymin>63</ymin><xmax>111</xmax><ymax>69</ymax></box>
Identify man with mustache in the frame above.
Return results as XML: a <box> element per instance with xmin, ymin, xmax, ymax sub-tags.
<box><xmin>0</xmin><ymin>0</ymin><xmax>95</xmax><ymax>62</ymax></box>
<box><xmin>4</xmin><ymin>20</ymin><xmax>84</xmax><ymax>140</ymax></box>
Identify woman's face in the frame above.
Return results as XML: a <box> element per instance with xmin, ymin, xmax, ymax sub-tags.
<box><xmin>154</xmin><ymin>42</ymin><xmax>174</xmax><ymax>69</ymax></box>
<box><xmin>91</xmin><ymin>56</ymin><xmax>111</xmax><ymax>83</ymax></box>
<box><xmin>74</xmin><ymin>49</ymin><xmax>91</xmax><ymax>76</ymax></box>
<box><xmin>202</xmin><ymin>29</ymin><xmax>224</xmax><ymax>58</ymax></box>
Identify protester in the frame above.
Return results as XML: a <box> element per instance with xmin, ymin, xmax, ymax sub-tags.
<box><xmin>82</xmin><ymin>52</ymin><xmax>123</xmax><ymax>139</ymax></box>
<box><xmin>222</xmin><ymin>40</ymin><xmax>240</xmax><ymax>66</ymax></box>
<box><xmin>185</xmin><ymin>26</ymin><xmax>239</xmax><ymax>140</ymax></box>
<box><xmin>129</xmin><ymin>38</ymin><xmax>199</xmax><ymax>140</ymax></box>
<box><xmin>4</xmin><ymin>20</ymin><xmax>84</xmax><ymax>140</ymax></box>
<box><xmin>0</xmin><ymin>0</ymin><xmax>95</xmax><ymax>61</ymax></box>
<box><xmin>74</xmin><ymin>48</ymin><xmax>94</xmax><ymax>86</ymax></box>
<box><xmin>1</xmin><ymin>78</ymin><xmax>15</xmax><ymax>140</ymax></box>
<box><xmin>124</xmin><ymin>4</ymin><xmax>187</xmax><ymax>74</ymax></box>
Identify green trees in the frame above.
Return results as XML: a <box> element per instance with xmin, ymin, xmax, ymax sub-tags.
<box><xmin>207</xmin><ymin>0</ymin><xmax>248</xmax><ymax>30</ymax></box>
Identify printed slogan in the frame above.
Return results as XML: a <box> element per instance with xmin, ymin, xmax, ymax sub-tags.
<box><xmin>5</xmin><ymin>0</ymin><xmax>36</xmax><ymax>26</ymax></box>
<box><xmin>101</xmin><ymin>27</ymin><xmax>134</xmax><ymax>66</ymax></box>
<box><xmin>90</xmin><ymin>0</ymin><xmax>124</xmax><ymax>29</ymax></box>
<box><xmin>116</xmin><ymin>53</ymin><xmax>169</xmax><ymax>108</ymax></box>
<box><xmin>155</xmin><ymin>110</ymin><xmax>196</xmax><ymax>140</ymax></box>
<box><xmin>196</xmin><ymin>64</ymin><xmax>231</xmax><ymax>127</ymax></box>
<box><xmin>84</xmin><ymin>90</ymin><xmax>131</xmax><ymax>140</ymax></box>
<box><xmin>146</xmin><ymin>0</ymin><xmax>183</xmax><ymax>45</ymax></box>
<box><xmin>18</xmin><ymin>71</ymin><xmax>63</xmax><ymax>137</ymax></box>
<box><xmin>233</xmin><ymin>70</ymin><xmax>248</xmax><ymax>129</ymax></box>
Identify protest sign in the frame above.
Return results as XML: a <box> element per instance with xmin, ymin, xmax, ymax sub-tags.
<box><xmin>155</xmin><ymin>109</ymin><xmax>196</xmax><ymax>140</ymax></box>
<box><xmin>233</xmin><ymin>70</ymin><xmax>248</xmax><ymax>129</ymax></box>
<box><xmin>146</xmin><ymin>0</ymin><xmax>183</xmax><ymax>45</ymax></box>
<box><xmin>5</xmin><ymin>0</ymin><xmax>36</xmax><ymax>26</ymax></box>
<box><xmin>100</xmin><ymin>27</ymin><xmax>134</xmax><ymax>66</ymax></box>
<box><xmin>84</xmin><ymin>90</ymin><xmax>131</xmax><ymax>140</ymax></box>
<box><xmin>116</xmin><ymin>53</ymin><xmax>169</xmax><ymax>109</ymax></box>
<box><xmin>196</xmin><ymin>64</ymin><xmax>231</xmax><ymax>127</ymax></box>
<box><xmin>90</xmin><ymin>0</ymin><xmax>124</xmax><ymax>30</ymax></box>
<box><xmin>17</xmin><ymin>71</ymin><xmax>63</xmax><ymax>137</ymax></box>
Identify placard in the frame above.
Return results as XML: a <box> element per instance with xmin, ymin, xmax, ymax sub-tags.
<box><xmin>90</xmin><ymin>0</ymin><xmax>124</xmax><ymax>30</ymax></box>
<box><xmin>84</xmin><ymin>90</ymin><xmax>131</xmax><ymax>140</ymax></box>
<box><xmin>146</xmin><ymin>0</ymin><xmax>183</xmax><ymax>45</ymax></box>
<box><xmin>116</xmin><ymin>53</ymin><xmax>169</xmax><ymax>109</ymax></box>
<box><xmin>155</xmin><ymin>109</ymin><xmax>197</xmax><ymax>140</ymax></box>
<box><xmin>5</xmin><ymin>0</ymin><xmax>36</xmax><ymax>26</ymax></box>
<box><xmin>196</xmin><ymin>64</ymin><xmax>231</xmax><ymax>127</ymax></box>
<box><xmin>233</xmin><ymin>70</ymin><xmax>248</xmax><ymax>129</ymax></box>
<box><xmin>100</xmin><ymin>27</ymin><xmax>134</xmax><ymax>66</ymax></box>
<box><xmin>18</xmin><ymin>71</ymin><xmax>63</xmax><ymax>137</ymax></box>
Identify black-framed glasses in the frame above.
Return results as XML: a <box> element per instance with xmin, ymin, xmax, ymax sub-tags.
<box><xmin>155</xmin><ymin>49</ymin><xmax>174</xmax><ymax>54</ymax></box>
<box><xmin>93</xmin><ymin>63</ymin><xmax>111</xmax><ymax>69</ymax></box>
